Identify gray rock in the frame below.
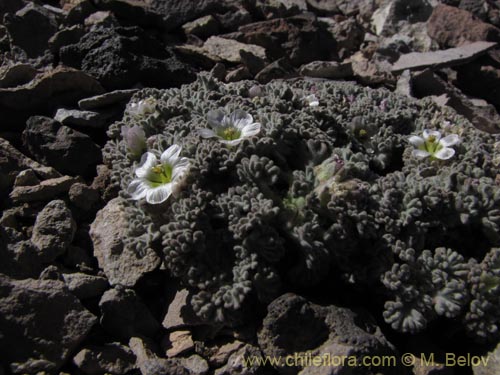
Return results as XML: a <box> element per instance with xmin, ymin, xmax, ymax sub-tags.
<box><xmin>255</xmin><ymin>57</ymin><xmax>296</xmax><ymax>84</ymax></box>
<box><xmin>99</xmin><ymin>287</ymin><xmax>160</xmax><ymax>340</ymax></box>
<box><xmin>258</xmin><ymin>293</ymin><xmax>402</xmax><ymax>375</ymax></box>
<box><xmin>181</xmin><ymin>355</ymin><xmax>209</xmax><ymax>375</ymax></box>
<box><xmin>203</xmin><ymin>36</ymin><xmax>267</xmax><ymax>64</ymax></box>
<box><xmin>412</xmin><ymin>69</ymin><xmax>500</xmax><ymax>133</ymax></box>
<box><xmin>413</xmin><ymin>355</ymin><xmax>453</xmax><ymax>375</ymax></box>
<box><xmin>90</xmin><ymin>198</ymin><xmax>161</xmax><ymax>287</ymax></box>
<box><xmin>0</xmin><ymin>63</ymin><xmax>37</xmax><ymax>88</ymax></box>
<box><xmin>371</xmin><ymin>0</ymin><xmax>433</xmax><ymax>36</ymax></box>
<box><xmin>214</xmin><ymin>344</ymin><xmax>264</xmax><ymax>375</ymax></box>
<box><xmin>209</xmin><ymin>340</ymin><xmax>245</xmax><ymax>367</ymax></box>
<box><xmin>3</xmin><ymin>3</ymin><xmax>59</xmax><ymax>58</ymax></box>
<box><xmin>129</xmin><ymin>336</ymin><xmax>188</xmax><ymax>375</ymax></box>
<box><xmin>63</xmin><ymin>273</ymin><xmax>109</xmax><ymax>299</ymax></box>
<box><xmin>183</xmin><ymin>15</ymin><xmax>220</xmax><ymax>38</ymax></box>
<box><xmin>78</xmin><ymin>89</ymin><xmax>138</xmax><ymax>110</ymax></box>
<box><xmin>225</xmin><ymin>66</ymin><xmax>252</xmax><ymax>82</ymax></box>
<box><xmin>0</xmin><ymin>227</ymin><xmax>42</xmax><ymax>279</ymax></box>
<box><xmin>319</xmin><ymin>17</ymin><xmax>364</xmax><ymax>59</ymax></box>
<box><xmin>54</xmin><ymin>108</ymin><xmax>112</xmax><ymax>128</ymax></box>
<box><xmin>31</xmin><ymin>200</ymin><xmax>76</xmax><ymax>263</ymax></box>
<box><xmin>473</xmin><ymin>341</ymin><xmax>500</xmax><ymax>375</ymax></box>
<box><xmin>305</xmin><ymin>0</ymin><xmax>338</xmax><ymax>14</ymax></box>
<box><xmin>69</xmin><ymin>182</ymin><xmax>100</xmax><ymax>211</ymax></box>
<box><xmin>392</xmin><ymin>41</ymin><xmax>497</xmax><ymax>73</ymax></box>
<box><xmin>0</xmin><ymin>137</ymin><xmax>61</xmax><ymax>197</ymax></box>
<box><xmin>396</xmin><ymin>69</ymin><xmax>413</xmax><ymax>97</ymax></box>
<box><xmin>48</xmin><ymin>25</ymin><xmax>86</xmax><ymax>54</ymax></box>
<box><xmin>73</xmin><ymin>343</ymin><xmax>136</xmax><ymax>375</ymax></box>
<box><xmin>255</xmin><ymin>0</ymin><xmax>307</xmax><ymax>19</ymax></box>
<box><xmin>164</xmin><ymin>330</ymin><xmax>195</xmax><ymax>357</ymax></box>
<box><xmin>13</xmin><ymin>169</ymin><xmax>40</xmax><ymax>187</ymax></box>
<box><xmin>9</xmin><ymin>175</ymin><xmax>80</xmax><ymax>203</ymax></box>
<box><xmin>23</xmin><ymin>116</ymin><xmax>102</xmax><ymax>176</ymax></box>
<box><xmin>0</xmin><ymin>0</ymin><xmax>25</xmax><ymax>20</ymax></box>
<box><xmin>239</xmin><ymin>50</ymin><xmax>267</xmax><ymax>76</ymax></box>
<box><xmin>0</xmin><ymin>274</ymin><xmax>97</xmax><ymax>373</ymax></box>
<box><xmin>162</xmin><ymin>289</ymin><xmax>203</xmax><ymax>330</ymax></box>
<box><xmin>299</xmin><ymin>60</ymin><xmax>353</xmax><ymax>79</ymax></box>
<box><xmin>350</xmin><ymin>51</ymin><xmax>396</xmax><ymax>85</ymax></box>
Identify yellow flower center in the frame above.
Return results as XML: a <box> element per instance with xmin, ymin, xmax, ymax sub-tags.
<box><xmin>358</xmin><ymin>129</ymin><xmax>367</xmax><ymax>138</ymax></box>
<box><xmin>149</xmin><ymin>164</ymin><xmax>173</xmax><ymax>186</ymax></box>
<box><xmin>218</xmin><ymin>127</ymin><xmax>241</xmax><ymax>141</ymax></box>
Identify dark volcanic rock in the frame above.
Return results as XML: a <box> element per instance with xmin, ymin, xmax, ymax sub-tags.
<box><xmin>225</xmin><ymin>13</ymin><xmax>336</xmax><ymax>66</ymax></box>
<box><xmin>60</xmin><ymin>25</ymin><xmax>195</xmax><ymax>89</ymax></box>
<box><xmin>455</xmin><ymin>60</ymin><xmax>500</xmax><ymax>109</ymax></box>
<box><xmin>73</xmin><ymin>343</ymin><xmax>136</xmax><ymax>374</ymax></box>
<box><xmin>0</xmin><ymin>63</ymin><xmax>38</xmax><ymax>88</ymax></box>
<box><xmin>3</xmin><ymin>3</ymin><xmax>59</xmax><ymax>58</ymax></box>
<box><xmin>427</xmin><ymin>4</ymin><xmax>500</xmax><ymax>47</ymax></box>
<box><xmin>31</xmin><ymin>199</ymin><xmax>76</xmax><ymax>263</ymax></box>
<box><xmin>0</xmin><ymin>274</ymin><xmax>97</xmax><ymax>374</ymax></box>
<box><xmin>9</xmin><ymin>175</ymin><xmax>81</xmax><ymax>203</ymax></box>
<box><xmin>99</xmin><ymin>287</ymin><xmax>160</xmax><ymax>340</ymax></box>
<box><xmin>258</xmin><ymin>293</ymin><xmax>402</xmax><ymax>375</ymax></box>
<box><xmin>63</xmin><ymin>272</ymin><xmax>109</xmax><ymax>300</ymax></box>
<box><xmin>0</xmin><ymin>226</ymin><xmax>42</xmax><ymax>279</ymax></box>
<box><xmin>0</xmin><ymin>0</ymin><xmax>25</xmax><ymax>20</ymax></box>
<box><xmin>78</xmin><ymin>89</ymin><xmax>138</xmax><ymax>110</ymax></box>
<box><xmin>22</xmin><ymin>116</ymin><xmax>102</xmax><ymax>176</ymax></box>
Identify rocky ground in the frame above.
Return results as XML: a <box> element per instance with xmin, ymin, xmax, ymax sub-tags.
<box><xmin>2</xmin><ymin>0</ymin><xmax>500</xmax><ymax>374</ymax></box>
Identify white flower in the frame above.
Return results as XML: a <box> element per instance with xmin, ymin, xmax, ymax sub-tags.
<box><xmin>198</xmin><ymin>109</ymin><xmax>261</xmax><ymax>146</ymax></box>
<box><xmin>409</xmin><ymin>129</ymin><xmax>460</xmax><ymax>160</ymax></box>
<box><xmin>127</xmin><ymin>97</ymin><xmax>158</xmax><ymax>118</ymax></box>
<box><xmin>304</xmin><ymin>94</ymin><xmax>319</xmax><ymax>107</ymax></box>
<box><xmin>121</xmin><ymin>125</ymin><xmax>146</xmax><ymax>157</ymax></box>
<box><xmin>127</xmin><ymin>145</ymin><xmax>190</xmax><ymax>204</ymax></box>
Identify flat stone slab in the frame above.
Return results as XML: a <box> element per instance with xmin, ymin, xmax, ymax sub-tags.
<box><xmin>392</xmin><ymin>41</ymin><xmax>497</xmax><ymax>73</ymax></box>
<box><xmin>78</xmin><ymin>89</ymin><xmax>138</xmax><ymax>110</ymax></box>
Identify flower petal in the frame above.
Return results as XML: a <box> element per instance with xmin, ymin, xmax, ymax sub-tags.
<box><xmin>146</xmin><ymin>184</ymin><xmax>172</xmax><ymax>204</ymax></box>
<box><xmin>207</xmin><ymin>109</ymin><xmax>225</xmax><ymax>128</ymax></box>
<box><xmin>172</xmin><ymin>158</ymin><xmax>190</xmax><ymax>180</ymax></box>
<box><xmin>423</xmin><ymin>129</ymin><xmax>441</xmax><ymax>141</ymax></box>
<box><xmin>412</xmin><ymin>149</ymin><xmax>430</xmax><ymax>159</ymax></box>
<box><xmin>198</xmin><ymin>128</ymin><xmax>217</xmax><ymax>138</ymax></box>
<box><xmin>161</xmin><ymin>144</ymin><xmax>182</xmax><ymax>165</ymax></box>
<box><xmin>127</xmin><ymin>179</ymin><xmax>149</xmax><ymax>200</ymax></box>
<box><xmin>434</xmin><ymin>147</ymin><xmax>455</xmax><ymax>160</ymax></box>
<box><xmin>408</xmin><ymin>135</ymin><xmax>424</xmax><ymax>147</ymax></box>
<box><xmin>304</xmin><ymin>94</ymin><xmax>319</xmax><ymax>107</ymax></box>
<box><xmin>230</xmin><ymin>109</ymin><xmax>253</xmax><ymax>129</ymax></box>
<box><xmin>219</xmin><ymin>138</ymin><xmax>243</xmax><ymax>146</ymax></box>
<box><xmin>135</xmin><ymin>153</ymin><xmax>157</xmax><ymax>178</ymax></box>
<box><xmin>439</xmin><ymin>134</ymin><xmax>460</xmax><ymax>147</ymax></box>
<box><xmin>241</xmin><ymin>122</ymin><xmax>261</xmax><ymax>138</ymax></box>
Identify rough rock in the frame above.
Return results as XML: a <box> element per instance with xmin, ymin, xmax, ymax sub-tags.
<box><xmin>391</xmin><ymin>41</ymin><xmax>497</xmax><ymax>73</ymax></box>
<box><xmin>0</xmin><ymin>0</ymin><xmax>25</xmax><ymax>20</ymax></box>
<box><xmin>0</xmin><ymin>64</ymin><xmax>38</xmax><ymax>88</ymax></box>
<box><xmin>0</xmin><ymin>67</ymin><xmax>104</xmax><ymax>129</ymax></box>
<box><xmin>473</xmin><ymin>341</ymin><xmax>500</xmax><ymax>375</ymax></box>
<box><xmin>69</xmin><ymin>182</ymin><xmax>100</xmax><ymax>211</ymax></box>
<box><xmin>350</xmin><ymin>51</ymin><xmax>395</xmax><ymax>85</ymax></box>
<box><xmin>60</xmin><ymin>25</ymin><xmax>195</xmax><ymax>90</ymax></box>
<box><xmin>413</xmin><ymin>355</ymin><xmax>453</xmax><ymax>375</ymax></box>
<box><xmin>48</xmin><ymin>25</ymin><xmax>86</xmax><ymax>55</ymax></box>
<box><xmin>13</xmin><ymin>169</ymin><xmax>40</xmax><ymax>187</ymax></box>
<box><xmin>255</xmin><ymin>57</ymin><xmax>296</xmax><ymax>83</ymax></box>
<box><xmin>202</xmin><ymin>36</ymin><xmax>267</xmax><ymax>64</ymax></box>
<box><xmin>216</xmin><ymin>7</ymin><xmax>253</xmax><ymax>31</ymax></box>
<box><xmin>129</xmin><ymin>336</ymin><xmax>189</xmax><ymax>375</ymax></box>
<box><xmin>319</xmin><ymin>17</ymin><xmax>364</xmax><ymax>59</ymax></box>
<box><xmin>90</xmin><ymin>198</ymin><xmax>160</xmax><ymax>286</ymax></box>
<box><xmin>225</xmin><ymin>66</ymin><xmax>252</xmax><ymax>82</ymax></box>
<box><xmin>412</xmin><ymin>68</ymin><xmax>500</xmax><ymax>133</ymax></box>
<box><xmin>62</xmin><ymin>245</ymin><xmax>94</xmax><ymax>272</ymax></box>
<box><xmin>396</xmin><ymin>69</ymin><xmax>413</xmax><ymax>97</ymax></box>
<box><xmin>427</xmin><ymin>4</ymin><xmax>500</xmax><ymax>47</ymax></box>
<box><xmin>54</xmin><ymin>108</ymin><xmax>112</xmax><ymax>128</ymax></box>
<box><xmin>165</xmin><ymin>330</ymin><xmax>195</xmax><ymax>357</ymax></box>
<box><xmin>258</xmin><ymin>293</ymin><xmax>401</xmax><ymax>375</ymax></box>
<box><xmin>0</xmin><ymin>227</ymin><xmax>42</xmax><ymax>279</ymax></box>
<box><xmin>455</xmin><ymin>60</ymin><xmax>500</xmax><ymax>108</ymax></box>
<box><xmin>305</xmin><ymin>0</ymin><xmax>338</xmax><ymax>14</ymax></box>
<box><xmin>214</xmin><ymin>344</ymin><xmax>264</xmax><ymax>375</ymax></box>
<box><xmin>183</xmin><ymin>15</ymin><xmax>220</xmax><ymax>38</ymax></box>
<box><xmin>3</xmin><ymin>3</ymin><xmax>59</xmax><ymax>58</ymax></box>
<box><xmin>78</xmin><ymin>89</ymin><xmax>138</xmax><ymax>110</ymax></box>
<box><xmin>99</xmin><ymin>287</ymin><xmax>160</xmax><ymax>340</ymax></box>
<box><xmin>209</xmin><ymin>340</ymin><xmax>245</xmax><ymax>366</ymax></box>
<box><xmin>299</xmin><ymin>60</ymin><xmax>353</xmax><ymax>78</ymax></box>
<box><xmin>254</xmin><ymin>0</ymin><xmax>307</xmax><ymax>19</ymax></box>
<box><xmin>0</xmin><ymin>274</ymin><xmax>97</xmax><ymax>373</ymax></box>
<box><xmin>22</xmin><ymin>116</ymin><xmax>102</xmax><ymax>176</ymax></box>
<box><xmin>181</xmin><ymin>355</ymin><xmax>209</xmax><ymax>375</ymax></box>
<box><xmin>0</xmin><ymin>137</ymin><xmax>61</xmax><ymax>197</ymax></box>
<box><xmin>63</xmin><ymin>272</ymin><xmax>109</xmax><ymax>299</ymax></box>
<box><xmin>226</xmin><ymin>14</ymin><xmax>336</xmax><ymax>66</ymax></box>
<box><xmin>371</xmin><ymin>0</ymin><xmax>433</xmax><ymax>36</ymax></box>
<box><xmin>163</xmin><ymin>289</ymin><xmax>202</xmax><ymax>330</ymax></box>
<box><xmin>31</xmin><ymin>199</ymin><xmax>76</xmax><ymax>263</ymax></box>
<box><xmin>73</xmin><ymin>343</ymin><xmax>136</xmax><ymax>375</ymax></box>
<box><xmin>9</xmin><ymin>175</ymin><xmax>81</xmax><ymax>203</ymax></box>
